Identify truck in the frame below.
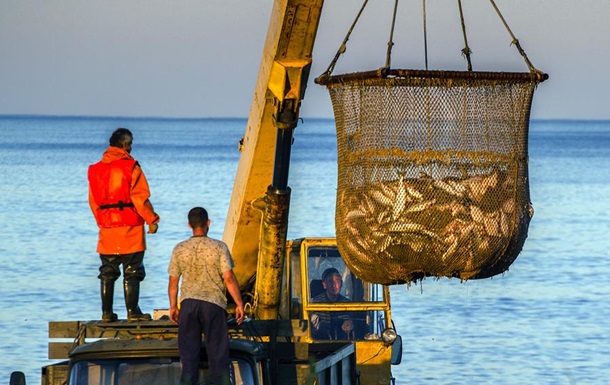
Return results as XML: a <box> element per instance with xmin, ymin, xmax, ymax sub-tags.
<box><xmin>19</xmin><ymin>237</ymin><xmax>402</xmax><ymax>385</ymax></box>
<box><xmin>11</xmin><ymin>1</ymin><xmax>404</xmax><ymax>384</ymax></box>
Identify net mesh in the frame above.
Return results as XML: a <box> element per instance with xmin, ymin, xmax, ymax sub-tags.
<box><xmin>321</xmin><ymin>70</ymin><xmax>543</xmax><ymax>284</ymax></box>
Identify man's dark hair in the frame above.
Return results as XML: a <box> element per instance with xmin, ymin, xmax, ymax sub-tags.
<box><xmin>188</xmin><ymin>207</ymin><xmax>209</xmax><ymax>229</ymax></box>
<box><xmin>322</xmin><ymin>268</ymin><xmax>341</xmax><ymax>281</ymax></box>
<box><xmin>109</xmin><ymin>128</ymin><xmax>133</xmax><ymax>148</ymax></box>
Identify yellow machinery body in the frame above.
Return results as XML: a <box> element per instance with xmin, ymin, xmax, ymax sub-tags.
<box><xmin>220</xmin><ymin>0</ymin><xmax>400</xmax><ymax>383</ymax></box>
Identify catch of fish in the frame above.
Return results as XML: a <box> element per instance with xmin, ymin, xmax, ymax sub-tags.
<box><xmin>335</xmin><ymin>165</ymin><xmax>533</xmax><ymax>284</ymax></box>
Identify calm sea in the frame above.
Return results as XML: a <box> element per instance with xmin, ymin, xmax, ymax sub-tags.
<box><xmin>0</xmin><ymin>116</ymin><xmax>609</xmax><ymax>385</ymax></box>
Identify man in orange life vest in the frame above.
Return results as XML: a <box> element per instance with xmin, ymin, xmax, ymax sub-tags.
<box><xmin>88</xmin><ymin>128</ymin><xmax>160</xmax><ymax>322</ymax></box>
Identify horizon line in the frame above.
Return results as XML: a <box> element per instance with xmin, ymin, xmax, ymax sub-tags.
<box><xmin>1</xmin><ymin>113</ymin><xmax>609</xmax><ymax>123</ymax></box>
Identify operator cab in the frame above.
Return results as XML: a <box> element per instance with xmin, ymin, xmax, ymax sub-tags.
<box><xmin>282</xmin><ymin>238</ymin><xmax>394</xmax><ymax>343</ymax></box>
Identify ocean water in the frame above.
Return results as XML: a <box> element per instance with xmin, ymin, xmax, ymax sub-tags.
<box><xmin>0</xmin><ymin>116</ymin><xmax>609</xmax><ymax>385</ymax></box>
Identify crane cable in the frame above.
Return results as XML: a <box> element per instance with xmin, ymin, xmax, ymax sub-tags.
<box><xmin>488</xmin><ymin>0</ymin><xmax>541</xmax><ymax>74</ymax></box>
<box><xmin>458</xmin><ymin>0</ymin><xmax>473</xmax><ymax>71</ymax></box>
<box><xmin>422</xmin><ymin>0</ymin><xmax>429</xmax><ymax>70</ymax></box>
<box><xmin>319</xmin><ymin>0</ymin><xmax>370</xmax><ymax>78</ymax></box>
<box><xmin>385</xmin><ymin>0</ymin><xmax>399</xmax><ymax>69</ymax></box>
<box><xmin>318</xmin><ymin>0</ymin><xmax>541</xmax><ymax>80</ymax></box>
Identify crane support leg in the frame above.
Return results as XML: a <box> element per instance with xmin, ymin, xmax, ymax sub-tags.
<box><xmin>254</xmin><ymin>186</ymin><xmax>291</xmax><ymax>320</ymax></box>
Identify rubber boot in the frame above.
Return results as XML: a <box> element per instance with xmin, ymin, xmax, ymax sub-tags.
<box><xmin>101</xmin><ymin>280</ymin><xmax>118</xmax><ymax>322</ymax></box>
<box><xmin>124</xmin><ymin>279</ymin><xmax>151</xmax><ymax>321</ymax></box>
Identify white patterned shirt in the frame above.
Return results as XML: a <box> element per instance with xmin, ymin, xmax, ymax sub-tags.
<box><xmin>168</xmin><ymin>235</ymin><xmax>234</xmax><ymax>310</ymax></box>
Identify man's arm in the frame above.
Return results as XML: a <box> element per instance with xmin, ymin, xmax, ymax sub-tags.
<box><xmin>130</xmin><ymin>165</ymin><xmax>160</xmax><ymax>231</ymax></box>
<box><xmin>223</xmin><ymin>270</ymin><xmax>245</xmax><ymax>324</ymax></box>
<box><xmin>168</xmin><ymin>275</ymin><xmax>180</xmax><ymax>324</ymax></box>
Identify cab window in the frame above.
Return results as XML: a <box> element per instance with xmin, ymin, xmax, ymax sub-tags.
<box><xmin>307</xmin><ymin>246</ymin><xmax>383</xmax><ymax>303</ymax></box>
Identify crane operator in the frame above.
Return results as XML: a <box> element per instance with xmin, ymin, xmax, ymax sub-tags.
<box><xmin>310</xmin><ymin>268</ymin><xmax>354</xmax><ymax>340</ymax></box>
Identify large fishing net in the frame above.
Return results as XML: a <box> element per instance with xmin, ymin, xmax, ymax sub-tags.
<box><xmin>317</xmin><ymin>69</ymin><xmax>547</xmax><ymax>284</ymax></box>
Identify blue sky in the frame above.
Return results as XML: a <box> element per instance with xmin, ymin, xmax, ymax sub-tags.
<box><xmin>1</xmin><ymin>0</ymin><xmax>608</xmax><ymax>120</ymax></box>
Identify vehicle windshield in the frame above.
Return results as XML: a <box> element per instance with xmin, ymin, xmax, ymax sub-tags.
<box><xmin>305</xmin><ymin>246</ymin><xmax>390</xmax><ymax>341</ymax></box>
<box><xmin>69</xmin><ymin>357</ymin><xmax>255</xmax><ymax>385</ymax></box>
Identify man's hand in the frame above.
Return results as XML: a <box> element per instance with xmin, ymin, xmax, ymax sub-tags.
<box><xmin>235</xmin><ymin>304</ymin><xmax>245</xmax><ymax>325</ymax></box>
<box><xmin>169</xmin><ymin>306</ymin><xmax>180</xmax><ymax>325</ymax></box>
<box><xmin>310</xmin><ymin>314</ymin><xmax>320</xmax><ymax>330</ymax></box>
<box><xmin>341</xmin><ymin>319</ymin><xmax>353</xmax><ymax>333</ymax></box>
<box><xmin>148</xmin><ymin>223</ymin><xmax>158</xmax><ymax>234</ymax></box>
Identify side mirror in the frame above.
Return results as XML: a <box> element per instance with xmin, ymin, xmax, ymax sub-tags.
<box><xmin>390</xmin><ymin>334</ymin><xmax>402</xmax><ymax>365</ymax></box>
<box><xmin>10</xmin><ymin>372</ymin><xmax>26</xmax><ymax>385</ymax></box>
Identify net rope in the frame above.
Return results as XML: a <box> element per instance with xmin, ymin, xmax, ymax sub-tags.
<box><xmin>318</xmin><ymin>70</ymin><xmax>547</xmax><ymax>284</ymax></box>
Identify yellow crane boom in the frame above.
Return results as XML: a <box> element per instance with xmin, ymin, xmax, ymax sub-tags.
<box><xmin>222</xmin><ymin>0</ymin><xmax>324</xmax><ymax>319</ymax></box>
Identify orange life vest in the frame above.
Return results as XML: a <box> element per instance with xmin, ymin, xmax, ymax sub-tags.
<box><xmin>88</xmin><ymin>159</ymin><xmax>145</xmax><ymax>228</ymax></box>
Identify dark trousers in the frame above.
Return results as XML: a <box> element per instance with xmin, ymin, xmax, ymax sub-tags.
<box><xmin>98</xmin><ymin>251</ymin><xmax>146</xmax><ymax>283</ymax></box>
<box><xmin>178</xmin><ymin>299</ymin><xmax>230</xmax><ymax>385</ymax></box>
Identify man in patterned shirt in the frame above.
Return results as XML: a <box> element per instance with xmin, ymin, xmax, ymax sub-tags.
<box><xmin>168</xmin><ymin>207</ymin><xmax>244</xmax><ymax>385</ymax></box>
